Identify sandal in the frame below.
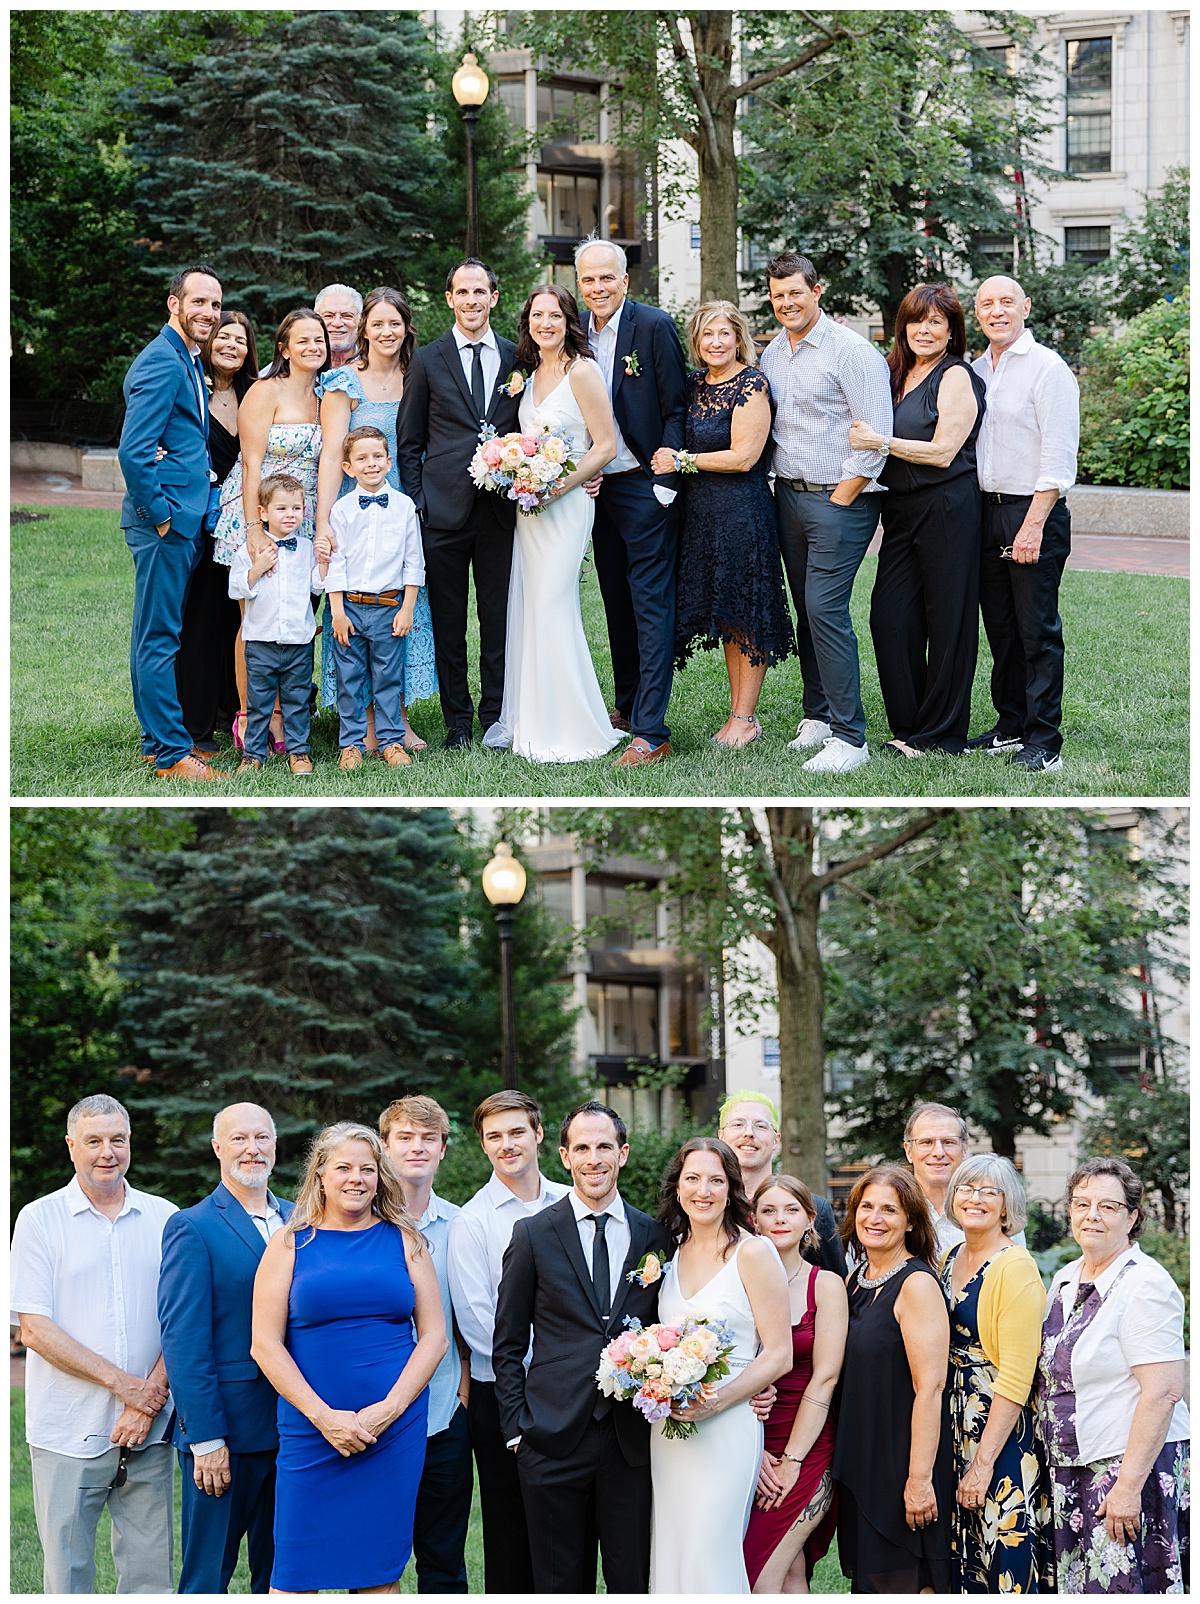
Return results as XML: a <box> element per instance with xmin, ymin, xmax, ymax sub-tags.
<box><xmin>712</xmin><ymin>712</ymin><xmax>761</xmax><ymax>748</ymax></box>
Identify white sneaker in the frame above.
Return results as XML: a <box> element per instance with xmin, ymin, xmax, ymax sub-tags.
<box><xmin>788</xmin><ymin>718</ymin><xmax>833</xmax><ymax>751</ymax></box>
<box><xmin>802</xmin><ymin>736</ymin><xmax>871</xmax><ymax>773</ymax></box>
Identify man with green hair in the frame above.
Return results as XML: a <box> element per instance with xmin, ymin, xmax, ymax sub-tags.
<box><xmin>718</xmin><ymin>1091</ymin><xmax>846</xmax><ymax>1274</ymax></box>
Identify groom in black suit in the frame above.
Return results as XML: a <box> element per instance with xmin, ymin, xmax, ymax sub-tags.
<box><xmin>396</xmin><ymin>259</ymin><xmax>522</xmax><ymax>748</ymax></box>
<box><xmin>576</xmin><ymin>239</ymin><xmax>688</xmax><ymax>767</ymax></box>
<box><xmin>493</xmin><ymin>1101</ymin><xmax>671</xmax><ymax>1593</ymax></box>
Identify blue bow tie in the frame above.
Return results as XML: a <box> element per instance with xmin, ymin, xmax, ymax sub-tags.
<box><xmin>359</xmin><ymin>492</ymin><xmax>389</xmax><ymax>509</ymax></box>
<box><xmin>273</xmin><ymin>536</ymin><xmax>298</xmax><ymax>551</ymax></box>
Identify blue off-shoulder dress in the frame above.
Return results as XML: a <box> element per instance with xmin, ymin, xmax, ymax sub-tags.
<box><xmin>315</xmin><ymin>365</ymin><xmax>438</xmax><ymax>713</ymax></box>
<box><xmin>271</xmin><ymin>1222</ymin><xmax>429</xmax><ymax>1592</ymax></box>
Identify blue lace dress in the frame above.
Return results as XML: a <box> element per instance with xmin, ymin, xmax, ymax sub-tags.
<box><xmin>674</xmin><ymin>366</ymin><xmax>796</xmax><ymax>671</ymax></box>
<box><xmin>315</xmin><ymin>366</ymin><xmax>438</xmax><ymax>712</ymax></box>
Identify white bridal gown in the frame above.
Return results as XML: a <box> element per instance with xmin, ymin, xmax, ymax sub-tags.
<box><xmin>482</xmin><ymin>371</ymin><xmax>621</xmax><ymax>763</ymax></box>
<box><xmin>650</xmin><ymin>1241</ymin><xmax>764</xmax><ymax>1594</ymax></box>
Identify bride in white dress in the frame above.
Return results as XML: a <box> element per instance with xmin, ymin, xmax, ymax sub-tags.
<box><xmin>483</xmin><ymin>285</ymin><xmax>622</xmax><ymax>763</ymax></box>
<box><xmin>651</xmin><ymin>1138</ymin><xmax>793</xmax><ymax>1594</ymax></box>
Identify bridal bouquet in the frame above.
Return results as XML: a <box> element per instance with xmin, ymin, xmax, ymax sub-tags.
<box><xmin>595</xmin><ymin>1316</ymin><xmax>736</xmax><ymax>1440</ymax></box>
<box><xmin>468</xmin><ymin>424</ymin><xmax>577</xmax><ymax>514</ymax></box>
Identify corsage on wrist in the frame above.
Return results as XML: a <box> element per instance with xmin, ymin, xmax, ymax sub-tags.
<box><xmin>674</xmin><ymin>450</ymin><xmax>699</xmax><ymax>474</ymax></box>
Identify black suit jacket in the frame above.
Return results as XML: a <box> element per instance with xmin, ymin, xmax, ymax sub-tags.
<box><xmin>602</xmin><ymin>298</ymin><xmax>688</xmax><ymax>481</ymax></box>
<box><xmin>395</xmin><ymin>329</ymin><xmax>522</xmax><ymax>531</ymax></box>
<box><xmin>493</xmin><ymin>1194</ymin><xmax>672</xmax><ymax>1467</ymax></box>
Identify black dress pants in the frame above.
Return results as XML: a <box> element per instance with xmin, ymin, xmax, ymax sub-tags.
<box><xmin>422</xmin><ymin>494</ymin><xmax>514</xmax><ymax>734</ymax></box>
<box><xmin>466</xmin><ymin>1380</ymin><xmax>535</xmax><ymax>1594</ymax></box>
<box><xmin>176</xmin><ymin>537</ymin><xmax>241</xmax><ymax>743</ymax></box>
<box><xmin>978</xmin><ymin>495</ymin><xmax>1071</xmax><ymax>754</ymax></box>
<box><xmin>413</xmin><ymin>1404</ymin><xmax>473</xmax><ymax>1593</ymax></box>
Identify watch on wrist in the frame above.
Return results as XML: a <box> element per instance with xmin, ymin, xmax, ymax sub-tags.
<box><xmin>878</xmin><ymin>439</ymin><xmax>891</xmax><ymax>457</ymax></box>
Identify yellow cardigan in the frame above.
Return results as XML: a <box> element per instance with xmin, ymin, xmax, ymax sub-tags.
<box><xmin>945</xmin><ymin>1244</ymin><xmax>1046</xmax><ymax>1406</ymax></box>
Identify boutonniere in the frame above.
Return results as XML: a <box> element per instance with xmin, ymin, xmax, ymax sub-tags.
<box><xmin>623</xmin><ymin>352</ymin><xmax>641</xmax><ymax>378</ymax></box>
<box><xmin>498</xmin><ymin>370</ymin><xmax>526</xmax><ymax>398</ymax></box>
<box><xmin>627</xmin><ymin>1251</ymin><xmax>662</xmax><ymax>1288</ymax></box>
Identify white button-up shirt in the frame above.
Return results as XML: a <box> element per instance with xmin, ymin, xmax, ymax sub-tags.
<box><xmin>228</xmin><ymin>541</ymin><xmax>324</xmax><ymax>644</ymax></box>
<box><xmin>10</xmin><ymin>1176</ymin><xmax>178</xmax><ymax>1458</ymax></box>
<box><xmin>447</xmin><ymin>1170</ymin><xmax>570</xmax><ymax>1382</ymax></box>
<box><xmin>759</xmin><ymin>312</ymin><xmax>893</xmax><ymax>488</ymax></box>
<box><xmin>973</xmin><ymin>329</ymin><xmax>1079</xmax><ymax>496</ymax></box>
<box><xmin>1044</xmin><ymin>1243</ymin><xmax>1190</xmax><ymax>1464</ymax></box>
<box><xmin>587</xmin><ymin>300</ymin><xmax>640</xmax><ymax>474</ymax></box>
<box><xmin>568</xmin><ymin>1189</ymin><xmax>630</xmax><ymax>1311</ymax></box>
<box><xmin>453</xmin><ymin>325</ymin><xmax>501</xmax><ymax>417</ymax></box>
<box><xmin>325</xmin><ymin>487</ymin><xmax>425</xmax><ymax>597</ymax></box>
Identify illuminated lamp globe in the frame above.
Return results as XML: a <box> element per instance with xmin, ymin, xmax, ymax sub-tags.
<box><xmin>452</xmin><ymin>52</ymin><xmax>490</xmax><ymax>109</ymax></box>
<box><xmin>482</xmin><ymin>842</ymin><xmax>526</xmax><ymax>907</ymax></box>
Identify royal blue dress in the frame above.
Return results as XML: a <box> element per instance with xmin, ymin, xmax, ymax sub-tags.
<box><xmin>271</xmin><ymin>1222</ymin><xmax>429</xmax><ymax>1592</ymax></box>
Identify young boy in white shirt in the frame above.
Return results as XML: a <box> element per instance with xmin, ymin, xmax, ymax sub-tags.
<box><xmin>228</xmin><ymin>473</ymin><xmax>324</xmax><ymax>776</ymax></box>
<box><xmin>322</xmin><ymin>426</ymin><xmax>425</xmax><ymax>772</ymax></box>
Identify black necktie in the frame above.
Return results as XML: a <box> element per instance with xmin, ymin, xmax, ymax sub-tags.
<box><xmin>590</xmin><ymin>1214</ymin><xmax>611</xmax><ymax>1321</ymax></box>
<box><xmin>273</xmin><ymin>536</ymin><xmax>298</xmax><ymax>551</ymax></box>
<box><xmin>469</xmin><ymin>342</ymin><xmax>486</xmax><ymax>418</ymax></box>
<box><xmin>359</xmin><ymin>493</ymin><xmax>389</xmax><ymax>509</ymax></box>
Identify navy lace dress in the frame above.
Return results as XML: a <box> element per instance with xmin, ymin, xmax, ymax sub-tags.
<box><xmin>674</xmin><ymin>367</ymin><xmax>795</xmax><ymax>670</ymax></box>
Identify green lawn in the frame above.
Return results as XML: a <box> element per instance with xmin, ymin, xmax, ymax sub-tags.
<box><xmin>10</xmin><ymin>1388</ymin><xmax>850</xmax><ymax>1593</ymax></box>
<box><xmin>12</xmin><ymin>505</ymin><xmax>1188</xmax><ymax>797</ymax></box>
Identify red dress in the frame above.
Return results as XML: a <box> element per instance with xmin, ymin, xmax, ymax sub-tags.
<box><xmin>743</xmin><ymin>1263</ymin><xmax>838</xmax><ymax>1587</ymax></box>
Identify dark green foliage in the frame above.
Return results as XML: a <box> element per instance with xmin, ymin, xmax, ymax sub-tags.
<box><xmin>1083</xmin><ymin>1067</ymin><xmax>1190</xmax><ymax>1234</ymax></box>
<box><xmin>1078</xmin><ymin>293</ymin><xmax>1190</xmax><ymax>489</ymax></box>
<box><xmin>1108</xmin><ymin>165</ymin><xmax>1190</xmax><ymax>321</ymax></box>
<box><xmin>618</xmin><ymin>1121</ymin><xmax>712</xmax><ymax>1218</ymax></box>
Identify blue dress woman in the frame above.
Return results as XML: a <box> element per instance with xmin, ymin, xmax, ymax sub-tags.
<box><xmin>316</xmin><ymin>288</ymin><xmax>437</xmax><ymax>742</ymax></box>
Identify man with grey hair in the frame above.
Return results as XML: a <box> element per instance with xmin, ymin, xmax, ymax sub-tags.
<box><xmin>903</xmin><ymin>1100</ymin><xmax>1024</xmax><ymax>1254</ymax></box>
<box><xmin>313</xmin><ymin>282</ymin><xmax>363</xmax><ymax>368</ymax></box>
<box><xmin>968</xmin><ymin>274</ymin><xmax>1079</xmax><ymax>773</ymax></box>
<box><xmin>575</xmin><ymin>235</ymin><xmax>688</xmax><ymax>767</ymax></box>
<box><xmin>158</xmin><ymin>1103</ymin><xmax>292</xmax><ymax>1593</ymax></box>
<box><xmin>10</xmin><ymin>1094</ymin><xmax>177</xmax><ymax>1593</ymax></box>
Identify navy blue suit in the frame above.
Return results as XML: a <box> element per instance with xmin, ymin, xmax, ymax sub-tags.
<box><xmin>158</xmin><ymin>1183</ymin><xmax>293</xmax><ymax>1593</ymax></box>
<box><xmin>592</xmin><ymin>298</ymin><xmax>688</xmax><ymax>748</ymax></box>
<box><xmin>118</xmin><ymin>324</ymin><xmax>212</xmax><ymax>767</ymax></box>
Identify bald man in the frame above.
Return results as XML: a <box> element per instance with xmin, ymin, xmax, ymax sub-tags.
<box><xmin>968</xmin><ymin>276</ymin><xmax>1078</xmax><ymax>773</ymax></box>
<box><xmin>158</xmin><ymin>1105</ymin><xmax>293</xmax><ymax>1592</ymax></box>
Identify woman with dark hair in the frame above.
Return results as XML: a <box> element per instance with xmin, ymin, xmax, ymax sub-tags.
<box><xmin>832</xmin><ymin>1165</ymin><xmax>953</xmax><ymax>1593</ymax></box>
<box><xmin>174</xmin><ymin>310</ymin><xmax>258</xmax><ymax>755</ymax></box>
<box><xmin>213</xmin><ymin>308</ymin><xmax>329</xmax><ymax>748</ymax></box>
<box><xmin>744</xmin><ymin>1176</ymin><xmax>847</xmax><ymax>1593</ymax></box>
<box><xmin>1038</xmin><ymin>1157</ymin><xmax>1189</xmax><ymax>1594</ymax></box>
<box><xmin>650</xmin><ymin>1138</ymin><xmax>793</xmax><ymax>1591</ymax></box>
<box><xmin>849</xmin><ymin>283</ymin><xmax>987</xmax><ymax>757</ymax></box>
<box><xmin>314</xmin><ymin>287</ymin><xmax>436</xmax><ymax>747</ymax></box>
<box><xmin>482</xmin><ymin>283</ymin><xmax>623</xmax><ymax>764</ymax></box>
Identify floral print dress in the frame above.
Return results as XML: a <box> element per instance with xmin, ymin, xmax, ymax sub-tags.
<box><xmin>941</xmin><ymin>1246</ymin><xmax>1055</xmax><ymax>1592</ymax></box>
<box><xmin>1038</xmin><ymin>1265</ymin><xmax>1190</xmax><ymax>1593</ymax></box>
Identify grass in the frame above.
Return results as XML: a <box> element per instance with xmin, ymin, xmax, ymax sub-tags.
<box><xmin>10</xmin><ymin>1388</ymin><xmax>850</xmax><ymax>1593</ymax></box>
<box><xmin>12</xmin><ymin>505</ymin><xmax>1188</xmax><ymax>797</ymax></box>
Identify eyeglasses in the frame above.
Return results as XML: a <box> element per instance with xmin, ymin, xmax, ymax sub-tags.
<box><xmin>722</xmin><ymin>1119</ymin><xmax>775</xmax><ymax>1136</ymax></box>
<box><xmin>999</xmin><ymin>546</ymin><xmax>1016</xmax><ymax>561</ymax></box>
<box><xmin>955</xmin><ymin>1184</ymin><xmax>1002</xmax><ymax>1202</ymax></box>
<box><xmin>911</xmin><ymin>1138</ymin><xmax>961</xmax><ymax>1153</ymax></box>
<box><xmin>1069</xmin><ymin>1197</ymin><xmax>1129</xmax><ymax>1219</ymax></box>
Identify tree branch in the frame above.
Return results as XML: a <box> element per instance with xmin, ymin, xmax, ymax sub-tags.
<box><xmin>737</xmin><ymin>807</ymin><xmax>806</xmax><ymax>977</ymax></box>
<box><xmin>815</xmin><ymin>809</ymin><xmax>952</xmax><ymax>891</ymax></box>
<box><xmin>662</xmin><ymin>11</ymin><xmax>722</xmax><ymax>167</ymax></box>
<box><xmin>733</xmin><ymin>14</ymin><xmax>883</xmax><ymax>101</ymax></box>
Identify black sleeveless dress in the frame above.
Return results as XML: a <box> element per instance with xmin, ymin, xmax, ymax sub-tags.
<box><xmin>832</xmin><ymin>1259</ymin><xmax>953</xmax><ymax>1593</ymax></box>
<box><xmin>176</xmin><ymin>413</ymin><xmax>242</xmax><ymax>745</ymax></box>
<box><xmin>869</xmin><ymin>357</ymin><xmax>986</xmax><ymax>753</ymax></box>
<box><xmin>674</xmin><ymin>367</ymin><xmax>795</xmax><ymax>670</ymax></box>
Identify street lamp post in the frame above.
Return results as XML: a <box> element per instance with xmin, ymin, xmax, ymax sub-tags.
<box><xmin>452</xmin><ymin>51</ymin><xmax>490</xmax><ymax>260</ymax></box>
<box><xmin>481</xmin><ymin>842</ymin><xmax>527</xmax><ymax>1090</ymax></box>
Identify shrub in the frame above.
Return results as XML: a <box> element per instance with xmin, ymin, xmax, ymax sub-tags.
<box><xmin>1078</xmin><ymin>293</ymin><xmax>1189</xmax><ymax>488</ymax></box>
<box><xmin>1140</xmin><ymin>1224</ymin><xmax>1190</xmax><ymax>1347</ymax></box>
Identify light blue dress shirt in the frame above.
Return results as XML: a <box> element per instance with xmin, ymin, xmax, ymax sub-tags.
<box><xmin>418</xmin><ymin>1191</ymin><xmax>462</xmax><ymax>1438</ymax></box>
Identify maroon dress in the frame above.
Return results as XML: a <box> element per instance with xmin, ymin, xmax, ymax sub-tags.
<box><xmin>744</xmin><ymin>1264</ymin><xmax>838</xmax><ymax>1586</ymax></box>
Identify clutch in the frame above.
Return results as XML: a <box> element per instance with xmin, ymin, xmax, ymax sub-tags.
<box><xmin>202</xmin><ymin>482</ymin><xmax>223</xmax><ymax>534</ymax></box>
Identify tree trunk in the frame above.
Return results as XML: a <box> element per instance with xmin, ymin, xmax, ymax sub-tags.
<box><xmin>690</xmin><ymin>11</ymin><xmax>740</xmax><ymax>302</ymax></box>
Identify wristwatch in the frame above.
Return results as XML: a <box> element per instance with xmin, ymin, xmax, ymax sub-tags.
<box><xmin>878</xmin><ymin>440</ymin><xmax>891</xmax><ymax>457</ymax></box>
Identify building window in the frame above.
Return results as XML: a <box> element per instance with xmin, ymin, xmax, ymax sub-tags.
<box><xmin>976</xmin><ymin>232</ymin><xmax>1018</xmax><ymax>270</ymax></box>
<box><xmin>1066</xmin><ymin>38</ymin><xmax>1112</xmax><ymax>173</ymax></box>
<box><xmin>584</xmin><ymin>877</ymin><xmax>656</xmax><ymax>950</ymax></box>
<box><xmin>536</xmin><ymin>172</ymin><xmax>600</xmax><ymax>240</ymax></box>
<box><xmin>586</xmin><ymin>981</ymin><xmax>660</xmax><ymax>1058</ymax></box>
<box><xmin>496</xmin><ymin>77</ymin><xmax>527</xmax><ymax>134</ymax></box>
<box><xmin>1064</xmin><ymin>225</ymin><xmax>1112</xmax><ymax>263</ymax></box>
<box><xmin>536</xmin><ymin>81</ymin><xmax>600</xmax><ymax>144</ymax></box>
<box><xmin>536</xmin><ymin>873</ymin><xmax>573</xmax><ymax>928</ymax></box>
<box><xmin>689</xmin><ymin>223</ymin><xmax>701</xmax><ymax>251</ymax></box>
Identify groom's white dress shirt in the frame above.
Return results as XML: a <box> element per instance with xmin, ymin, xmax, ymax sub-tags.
<box><xmin>447</xmin><ymin>1169</ymin><xmax>569</xmax><ymax>1383</ymax></box>
<box><xmin>568</xmin><ymin>1189</ymin><xmax>630</xmax><ymax>1312</ymax></box>
<box><xmin>453</xmin><ymin>325</ymin><xmax>501</xmax><ymax>412</ymax></box>
<box><xmin>587</xmin><ymin>302</ymin><xmax>640</xmax><ymax>474</ymax></box>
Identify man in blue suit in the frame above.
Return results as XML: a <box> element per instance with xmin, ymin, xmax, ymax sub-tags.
<box><xmin>158</xmin><ymin>1104</ymin><xmax>291</xmax><ymax>1593</ymax></box>
<box><xmin>575</xmin><ymin>238</ymin><xmax>688</xmax><ymax>768</ymax></box>
<box><xmin>118</xmin><ymin>264</ymin><xmax>226</xmax><ymax>781</ymax></box>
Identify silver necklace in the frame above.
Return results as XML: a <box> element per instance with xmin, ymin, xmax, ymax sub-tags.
<box><xmin>859</xmin><ymin>1257</ymin><xmax>907</xmax><ymax>1289</ymax></box>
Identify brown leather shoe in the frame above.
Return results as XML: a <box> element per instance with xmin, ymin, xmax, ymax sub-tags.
<box><xmin>609</xmin><ymin>709</ymin><xmax>632</xmax><ymax>732</ymax></box>
<box><xmin>339</xmin><ymin>746</ymin><xmax>364</xmax><ymax>772</ymax></box>
<box><xmin>613</xmin><ymin>738</ymin><xmax>671</xmax><ymax>768</ymax></box>
<box><xmin>288</xmin><ymin>753</ymin><xmax>314</xmax><ymax>776</ymax></box>
<box><xmin>379</xmin><ymin>743</ymin><xmax>413</xmax><ymax>767</ymax></box>
<box><xmin>156</xmin><ymin>754</ymin><xmax>227</xmax><ymax>781</ymax></box>
<box><xmin>237</xmin><ymin>757</ymin><xmax>263</xmax><ymax>774</ymax></box>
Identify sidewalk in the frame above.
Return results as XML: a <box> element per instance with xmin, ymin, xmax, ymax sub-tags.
<box><xmin>12</xmin><ymin>472</ymin><xmax>1190</xmax><ymax>577</ymax></box>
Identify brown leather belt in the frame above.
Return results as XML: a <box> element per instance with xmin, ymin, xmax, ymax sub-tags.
<box><xmin>346</xmin><ymin>590</ymin><xmax>400</xmax><ymax>606</ymax></box>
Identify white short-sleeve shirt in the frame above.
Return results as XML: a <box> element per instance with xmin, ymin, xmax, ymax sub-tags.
<box><xmin>10</xmin><ymin>1176</ymin><xmax>178</xmax><ymax>1457</ymax></box>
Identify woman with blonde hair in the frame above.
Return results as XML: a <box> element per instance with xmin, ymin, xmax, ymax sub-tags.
<box><xmin>653</xmin><ymin>300</ymin><xmax>794</xmax><ymax>747</ymax></box>
<box><xmin>252</xmin><ymin>1122</ymin><xmax>447</xmax><ymax>1593</ymax></box>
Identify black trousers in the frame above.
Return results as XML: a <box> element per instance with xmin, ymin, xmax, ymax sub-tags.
<box><xmin>467</xmin><ymin>1380</ymin><xmax>535</xmax><ymax>1594</ymax></box>
<box><xmin>516</xmin><ymin>1415</ymin><xmax>651</xmax><ymax>1595</ymax></box>
<box><xmin>422</xmin><ymin>495</ymin><xmax>514</xmax><ymax>734</ymax></box>
<box><xmin>869</xmin><ymin>478</ymin><xmax>981</xmax><ymax>752</ymax></box>
<box><xmin>413</xmin><ymin>1404</ymin><xmax>473</xmax><ymax>1594</ymax></box>
<box><xmin>592</xmin><ymin>472</ymin><xmax>680</xmax><ymax>747</ymax></box>
<box><xmin>978</xmin><ymin>496</ymin><xmax>1071</xmax><ymax>754</ymax></box>
<box><xmin>176</xmin><ymin>537</ymin><xmax>241</xmax><ymax>743</ymax></box>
